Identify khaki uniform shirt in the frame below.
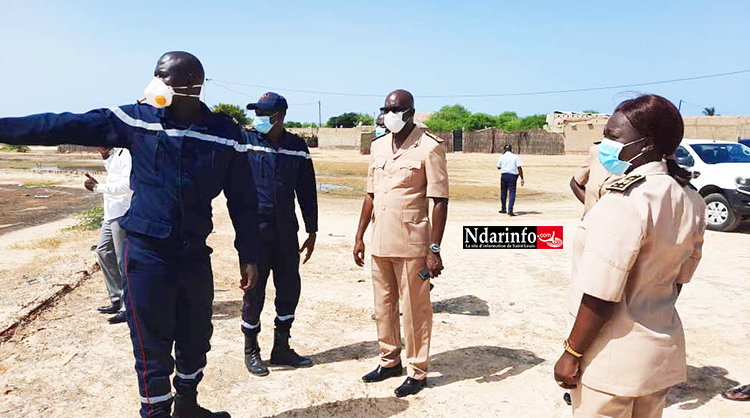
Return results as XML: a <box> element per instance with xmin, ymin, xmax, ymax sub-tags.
<box><xmin>366</xmin><ymin>127</ymin><xmax>449</xmax><ymax>258</ymax></box>
<box><xmin>573</xmin><ymin>144</ymin><xmax>622</xmax><ymax>217</ymax></box>
<box><xmin>568</xmin><ymin>161</ymin><xmax>707</xmax><ymax>396</ymax></box>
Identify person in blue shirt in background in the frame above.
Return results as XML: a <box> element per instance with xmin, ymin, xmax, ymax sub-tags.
<box><xmin>0</xmin><ymin>51</ymin><xmax>259</xmax><ymax>418</ymax></box>
<box><xmin>241</xmin><ymin>92</ymin><xmax>318</xmax><ymax>377</ymax></box>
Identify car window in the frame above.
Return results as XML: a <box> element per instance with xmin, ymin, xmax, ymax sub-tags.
<box><xmin>674</xmin><ymin>146</ymin><xmax>694</xmax><ymax>167</ymax></box>
<box><xmin>689</xmin><ymin>143</ymin><xmax>750</xmax><ymax>164</ymax></box>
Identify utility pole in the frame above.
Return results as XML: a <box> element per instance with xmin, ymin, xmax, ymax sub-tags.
<box><xmin>678</xmin><ymin>99</ymin><xmax>683</xmax><ymax>112</ymax></box>
<box><xmin>318</xmin><ymin>101</ymin><xmax>322</xmax><ymax>128</ymax></box>
<box><xmin>204</xmin><ymin>78</ymin><xmax>211</xmax><ymax>104</ymax></box>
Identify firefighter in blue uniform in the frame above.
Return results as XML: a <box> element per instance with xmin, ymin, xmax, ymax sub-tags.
<box><xmin>0</xmin><ymin>51</ymin><xmax>259</xmax><ymax>418</ymax></box>
<box><xmin>240</xmin><ymin>92</ymin><xmax>318</xmax><ymax>376</ymax></box>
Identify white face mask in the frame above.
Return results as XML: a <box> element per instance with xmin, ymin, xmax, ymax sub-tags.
<box><xmin>384</xmin><ymin>111</ymin><xmax>407</xmax><ymax>133</ymax></box>
<box><xmin>143</xmin><ymin>77</ymin><xmax>202</xmax><ymax>108</ymax></box>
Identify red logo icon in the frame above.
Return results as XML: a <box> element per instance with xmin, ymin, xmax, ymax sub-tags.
<box><xmin>536</xmin><ymin>226</ymin><xmax>563</xmax><ymax>249</ymax></box>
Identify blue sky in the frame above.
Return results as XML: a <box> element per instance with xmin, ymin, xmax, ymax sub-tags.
<box><xmin>1</xmin><ymin>0</ymin><xmax>748</xmax><ymax>123</ymax></box>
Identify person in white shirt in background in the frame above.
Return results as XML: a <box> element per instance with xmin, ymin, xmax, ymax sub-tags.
<box><xmin>496</xmin><ymin>144</ymin><xmax>525</xmax><ymax>216</ymax></box>
<box><xmin>85</xmin><ymin>147</ymin><xmax>133</xmax><ymax>324</ymax></box>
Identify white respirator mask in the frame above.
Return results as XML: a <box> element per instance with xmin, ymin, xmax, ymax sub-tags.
<box><xmin>143</xmin><ymin>77</ymin><xmax>202</xmax><ymax>108</ymax></box>
<box><xmin>384</xmin><ymin>111</ymin><xmax>408</xmax><ymax>133</ymax></box>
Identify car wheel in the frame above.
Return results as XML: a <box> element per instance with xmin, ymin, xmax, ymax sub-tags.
<box><xmin>704</xmin><ymin>193</ymin><xmax>740</xmax><ymax>231</ymax></box>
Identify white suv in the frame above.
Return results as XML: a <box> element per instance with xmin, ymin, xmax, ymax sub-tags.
<box><xmin>674</xmin><ymin>139</ymin><xmax>750</xmax><ymax>231</ymax></box>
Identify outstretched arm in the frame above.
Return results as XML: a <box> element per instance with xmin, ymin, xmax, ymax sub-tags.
<box><xmin>0</xmin><ymin>108</ymin><xmax>130</xmax><ymax>148</ymax></box>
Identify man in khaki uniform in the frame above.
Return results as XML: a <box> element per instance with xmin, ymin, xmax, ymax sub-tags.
<box><xmin>570</xmin><ymin>142</ymin><xmax>622</xmax><ymax>218</ymax></box>
<box><xmin>353</xmin><ymin>89</ymin><xmax>449</xmax><ymax>398</ymax></box>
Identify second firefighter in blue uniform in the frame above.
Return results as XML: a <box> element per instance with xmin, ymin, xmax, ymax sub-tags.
<box><xmin>241</xmin><ymin>92</ymin><xmax>319</xmax><ymax>376</ymax></box>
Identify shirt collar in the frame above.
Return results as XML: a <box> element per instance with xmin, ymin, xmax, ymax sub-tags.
<box><xmin>392</xmin><ymin>126</ymin><xmax>421</xmax><ymax>158</ymax></box>
<box><xmin>157</xmin><ymin>102</ymin><xmax>213</xmax><ymax>130</ymax></box>
<box><xmin>629</xmin><ymin>160</ymin><xmax>668</xmax><ymax>176</ymax></box>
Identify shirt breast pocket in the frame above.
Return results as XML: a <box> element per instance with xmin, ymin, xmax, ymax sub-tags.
<box><xmin>132</xmin><ymin>132</ymin><xmax>165</xmax><ymax>186</ymax></box>
<box><xmin>395</xmin><ymin>160</ymin><xmax>422</xmax><ymax>185</ymax></box>
<box><xmin>371</xmin><ymin>157</ymin><xmax>387</xmax><ymax>185</ymax></box>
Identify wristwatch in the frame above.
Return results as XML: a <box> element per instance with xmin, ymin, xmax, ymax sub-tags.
<box><xmin>429</xmin><ymin>243</ymin><xmax>440</xmax><ymax>254</ymax></box>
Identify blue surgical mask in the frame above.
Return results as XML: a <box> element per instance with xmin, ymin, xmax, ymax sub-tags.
<box><xmin>598</xmin><ymin>137</ymin><xmax>650</xmax><ymax>175</ymax></box>
<box><xmin>375</xmin><ymin>127</ymin><xmax>387</xmax><ymax>137</ymax></box>
<box><xmin>253</xmin><ymin>115</ymin><xmax>274</xmax><ymax>134</ymax></box>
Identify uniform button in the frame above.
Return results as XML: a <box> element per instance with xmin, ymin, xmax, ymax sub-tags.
<box><xmin>388</xmin><ymin>174</ymin><xmax>392</xmax><ymax>178</ymax></box>
<box><xmin>382</xmin><ymin>206</ymin><xmax>386</xmax><ymax>211</ymax></box>
<box><xmin>383</xmin><ymin>190</ymin><xmax>388</xmax><ymax>194</ymax></box>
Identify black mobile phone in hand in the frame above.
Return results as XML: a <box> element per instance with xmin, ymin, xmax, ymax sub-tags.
<box><xmin>418</xmin><ymin>268</ymin><xmax>430</xmax><ymax>280</ymax></box>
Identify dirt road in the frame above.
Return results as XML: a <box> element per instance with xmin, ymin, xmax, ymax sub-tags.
<box><xmin>0</xmin><ymin>150</ymin><xmax>748</xmax><ymax>417</ymax></box>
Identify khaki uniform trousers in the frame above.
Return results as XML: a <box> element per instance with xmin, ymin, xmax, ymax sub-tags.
<box><xmin>572</xmin><ymin>384</ymin><xmax>669</xmax><ymax>418</ymax></box>
<box><xmin>371</xmin><ymin>255</ymin><xmax>432</xmax><ymax>380</ymax></box>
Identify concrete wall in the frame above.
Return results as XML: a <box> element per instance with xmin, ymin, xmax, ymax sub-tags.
<box><xmin>288</xmin><ymin>127</ymin><xmax>372</xmax><ymax>150</ymax></box>
<box><xmin>562</xmin><ymin>116</ymin><xmax>750</xmax><ymax>154</ymax></box>
<box><xmin>682</xmin><ymin>116</ymin><xmax>750</xmax><ymax>141</ymax></box>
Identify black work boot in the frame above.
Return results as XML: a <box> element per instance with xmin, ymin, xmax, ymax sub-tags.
<box><xmin>269</xmin><ymin>328</ymin><xmax>313</xmax><ymax>368</ymax></box>
<box><xmin>244</xmin><ymin>333</ymin><xmax>269</xmax><ymax>376</ymax></box>
<box><xmin>172</xmin><ymin>392</ymin><xmax>230</xmax><ymax>418</ymax></box>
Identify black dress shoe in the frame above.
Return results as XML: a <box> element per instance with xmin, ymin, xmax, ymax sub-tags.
<box><xmin>394</xmin><ymin>377</ymin><xmax>426</xmax><ymax>397</ymax></box>
<box><xmin>97</xmin><ymin>303</ymin><xmax>120</xmax><ymax>314</ymax></box>
<box><xmin>362</xmin><ymin>364</ymin><xmax>403</xmax><ymax>383</ymax></box>
<box><xmin>108</xmin><ymin>311</ymin><xmax>126</xmax><ymax>324</ymax></box>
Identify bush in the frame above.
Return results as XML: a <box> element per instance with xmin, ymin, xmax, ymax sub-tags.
<box><xmin>67</xmin><ymin>205</ymin><xmax>104</xmax><ymax>231</ymax></box>
<box><xmin>1</xmin><ymin>144</ymin><xmax>30</xmax><ymax>152</ymax></box>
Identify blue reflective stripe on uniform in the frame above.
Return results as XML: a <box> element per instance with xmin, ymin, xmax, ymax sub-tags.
<box><xmin>175</xmin><ymin>367</ymin><xmax>204</xmax><ymax>380</ymax></box>
<box><xmin>246</xmin><ymin>143</ymin><xmax>311</xmax><ymax>159</ymax></box>
<box><xmin>109</xmin><ymin>107</ymin><xmax>311</xmax><ymax>158</ymax></box>
<box><xmin>277</xmin><ymin>314</ymin><xmax>295</xmax><ymax>322</ymax></box>
<box><xmin>241</xmin><ymin>320</ymin><xmax>260</xmax><ymax>329</ymax></box>
<box><xmin>140</xmin><ymin>392</ymin><xmax>173</xmax><ymax>404</ymax></box>
<box><xmin>111</xmin><ymin>106</ymin><xmax>164</xmax><ymax>131</ymax></box>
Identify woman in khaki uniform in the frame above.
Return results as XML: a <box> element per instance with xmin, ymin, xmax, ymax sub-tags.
<box><xmin>554</xmin><ymin>95</ymin><xmax>707</xmax><ymax>418</ymax></box>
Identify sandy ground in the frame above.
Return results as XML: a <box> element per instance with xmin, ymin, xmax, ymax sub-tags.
<box><xmin>0</xmin><ymin>149</ymin><xmax>749</xmax><ymax>417</ymax></box>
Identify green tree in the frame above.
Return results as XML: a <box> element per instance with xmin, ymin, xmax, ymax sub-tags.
<box><xmin>357</xmin><ymin>113</ymin><xmax>375</xmax><ymax>126</ymax></box>
<box><xmin>515</xmin><ymin>114</ymin><xmax>547</xmax><ymax>131</ymax></box>
<box><xmin>424</xmin><ymin>105</ymin><xmax>472</xmax><ymax>131</ymax></box>
<box><xmin>326</xmin><ymin>112</ymin><xmax>360</xmax><ymax>128</ymax></box>
<box><xmin>582</xmin><ymin>109</ymin><xmax>599</xmax><ymax>114</ymax></box>
<box><xmin>495</xmin><ymin>111</ymin><xmax>519</xmax><ymax>130</ymax></box>
<box><xmin>466</xmin><ymin>113</ymin><xmax>496</xmax><ymax>130</ymax></box>
<box><xmin>212</xmin><ymin>103</ymin><xmax>251</xmax><ymax>127</ymax></box>
<box><xmin>703</xmin><ymin>107</ymin><xmax>716</xmax><ymax>116</ymax></box>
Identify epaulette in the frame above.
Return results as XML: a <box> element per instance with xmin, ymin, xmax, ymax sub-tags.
<box><xmin>425</xmin><ymin>131</ymin><xmax>444</xmax><ymax>143</ymax></box>
<box><xmin>606</xmin><ymin>174</ymin><xmax>645</xmax><ymax>192</ymax></box>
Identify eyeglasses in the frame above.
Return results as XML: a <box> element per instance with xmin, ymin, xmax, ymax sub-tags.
<box><xmin>379</xmin><ymin>107</ymin><xmax>412</xmax><ymax>113</ymax></box>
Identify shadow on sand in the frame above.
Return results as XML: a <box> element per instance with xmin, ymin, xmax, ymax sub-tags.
<box><xmin>310</xmin><ymin>340</ymin><xmax>380</xmax><ymax>366</ymax></box>
<box><xmin>310</xmin><ymin>342</ymin><xmax>543</xmax><ymax>389</ymax></box>
<box><xmin>265</xmin><ymin>397</ymin><xmax>409</xmax><ymax>418</ymax></box>
<box><xmin>667</xmin><ymin>365</ymin><xmax>739</xmax><ymax>410</ymax></box>
<box><xmin>212</xmin><ymin>299</ymin><xmax>242</xmax><ymax>320</ymax></box>
<box><xmin>429</xmin><ymin>345</ymin><xmax>544</xmax><ymax>388</ymax></box>
<box><xmin>432</xmin><ymin>295</ymin><xmax>490</xmax><ymax>316</ymax></box>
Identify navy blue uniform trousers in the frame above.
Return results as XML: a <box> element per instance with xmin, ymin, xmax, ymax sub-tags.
<box><xmin>241</xmin><ymin>219</ymin><xmax>301</xmax><ymax>335</ymax></box>
<box><xmin>501</xmin><ymin>173</ymin><xmax>519</xmax><ymax>213</ymax></box>
<box><xmin>123</xmin><ymin>233</ymin><xmax>214</xmax><ymax>418</ymax></box>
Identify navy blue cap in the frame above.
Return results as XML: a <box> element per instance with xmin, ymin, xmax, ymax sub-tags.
<box><xmin>246</xmin><ymin>92</ymin><xmax>288</xmax><ymax>111</ymax></box>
